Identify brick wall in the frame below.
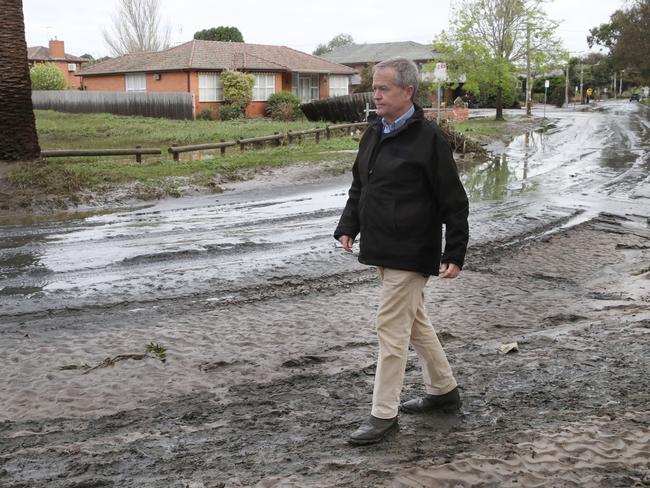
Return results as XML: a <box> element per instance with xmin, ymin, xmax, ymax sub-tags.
<box><xmin>423</xmin><ymin>107</ymin><xmax>469</xmax><ymax>123</ymax></box>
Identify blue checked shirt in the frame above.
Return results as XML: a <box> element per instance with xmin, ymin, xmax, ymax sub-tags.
<box><xmin>381</xmin><ymin>104</ymin><xmax>415</xmax><ymax>134</ymax></box>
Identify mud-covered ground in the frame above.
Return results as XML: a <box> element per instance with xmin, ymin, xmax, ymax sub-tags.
<box><xmin>1</xmin><ymin>216</ymin><xmax>649</xmax><ymax>487</ymax></box>
<box><xmin>1</xmin><ymin>102</ymin><xmax>649</xmax><ymax>487</ymax></box>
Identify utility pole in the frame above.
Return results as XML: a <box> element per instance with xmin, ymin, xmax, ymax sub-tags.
<box><xmin>526</xmin><ymin>23</ymin><xmax>532</xmax><ymax>116</ymax></box>
<box><xmin>613</xmin><ymin>71</ymin><xmax>617</xmax><ymax>99</ymax></box>
<box><xmin>579</xmin><ymin>64</ymin><xmax>584</xmax><ymax>103</ymax></box>
<box><xmin>619</xmin><ymin>70</ymin><xmax>624</xmax><ymax>95</ymax></box>
<box><xmin>565</xmin><ymin>60</ymin><xmax>569</xmax><ymax>107</ymax></box>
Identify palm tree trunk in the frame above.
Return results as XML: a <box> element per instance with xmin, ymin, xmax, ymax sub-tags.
<box><xmin>0</xmin><ymin>0</ymin><xmax>41</xmax><ymax>162</ymax></box>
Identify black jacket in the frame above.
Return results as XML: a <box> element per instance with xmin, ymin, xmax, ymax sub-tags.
<box><xmin>334</xmin><ymin>106</ymin><xmax>469</xmax><ymax>276</ymax></box>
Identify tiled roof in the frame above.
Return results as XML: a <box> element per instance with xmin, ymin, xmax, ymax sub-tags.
<box><xmin>27</xmin><ymin>46</ymin><xmax>84</xmax><ymax>63</ymax></box>
<box><xmin>320</xmin><ymin>41</ymin><xmax>438</xmax><ymax>65</ymax></box>
<box><xmin>79</xmin><ymin>40</ymin><xmax>356</xmax><ymax>76</ymax></box>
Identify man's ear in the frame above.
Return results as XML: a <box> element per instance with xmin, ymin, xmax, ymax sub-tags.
<box><xmin>406</xmin><ymin>85</ymin><xmax>415</xmax><ymax>100</ymax></box>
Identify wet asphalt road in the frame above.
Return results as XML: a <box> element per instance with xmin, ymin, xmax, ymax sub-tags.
<box><xmin>1</xmin><ymin>100</ymin><xmax>649</xmax><ymax>318</ymax></box>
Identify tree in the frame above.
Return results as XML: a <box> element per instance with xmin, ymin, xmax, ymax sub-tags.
<box><xmin>329</xmin><ymin>33</ymin><xmax>354</xmax><ymax>49</ymax></box>
<box><xmin>80</xmin><ymin>55</ymin><xmax>111</xmax><ymax>67</ymax></box>
<box><xmin>30</xmin><ymin>63</ymin><xmax>68</xmax><ymax>90</ymax></box>
<box><xmin>433</xmin><ymin>0</ymin><xmax>563</xmax><ymax>120</ymax></box>
<box><xmin>588</xmin><ymin>0</ymin><xmax>650</xmax><ymax>84</ymax></box>
<box><xmin>103</xmin><ymin>0</ymin><xmax>171</xmax><ymax>56</ymax></box>
<box><xmin>0</xmin><ymin>0</ymin><xmax>41</xmax><ymax>161</ymax></box>
<box><xmin>312</xmin><ymin>44</ymin><xmax>330</xmax><ymax>56</ymax></box>
<box><xmin>312</xmin><ymin>33</ymin><xmax>354</xmax><ymax>56</ymax></box>
<box><xmin>353</xmin><ymin>63</ymin><xmax>375</xmax><ymax>93</ymax></box>
<box><xmin>194</xmin><ymin>26</ymin><xmax>244</xmax><ymax>42</ymax></box>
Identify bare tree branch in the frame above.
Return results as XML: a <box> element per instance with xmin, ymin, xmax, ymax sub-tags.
<box><xmin>103</xmin><ymin>0</ymin><xmax>171</xmax><ymax>56</ymax></box>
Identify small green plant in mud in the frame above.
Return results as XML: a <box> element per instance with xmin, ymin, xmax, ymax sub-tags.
<box><xmin>59</xmin><ymin>342</ymin><xmax>167</xmax><ymax>373</ymax></box>
<box><xmin>145</xmin><ymin>342</ymin><xmax>167</xmax><ymax>361</ymax></box>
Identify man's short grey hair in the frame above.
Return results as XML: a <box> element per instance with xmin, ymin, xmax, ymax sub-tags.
<box><xmin>374</xmin><ymin>57</ymin><xmax>420</xmax><ymax>96</ymax></box>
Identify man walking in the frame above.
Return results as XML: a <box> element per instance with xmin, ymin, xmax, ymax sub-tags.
<box><xmin>334</xmin><ymin>57</ymin><xmax>469</xmax><ymax>445</ymax></box>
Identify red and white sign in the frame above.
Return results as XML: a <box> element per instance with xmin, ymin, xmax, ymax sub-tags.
<box><xmin>434</xmin><ymin>63</ymin><xmax>447</xmax><ymax>82</ymax></box>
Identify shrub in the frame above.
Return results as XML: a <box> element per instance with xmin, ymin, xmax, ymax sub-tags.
<box><xmin>266</xmin><ymin>92</ymin><xmax>301</xmax><ymax>120</ymax></box>
<box><xmin>220</xmin><ymin>70</ymin><xmax>254</xmax><ymax>109</ymax></box>
<box><xmin>219</xmin><ymin>104</ymin><xmax>244</xmax><ymax>120</ymax></box>
<box><xmin>550</xmin><ymin>84</ymin><xmax>566</xmax><ymax>107</ymax></box>
<box><xmin>197</xmin><ymin>108</ymin><xmax>216</xmax><ymax>120</ymax></box>
<box><xmin>30</xmin><ymin>63</ymin><xmax>67</xmax><ymax>90</ymax></box>
<box><xmin>353</xmin><ymin>63</ymin><xmax>374</xmax><ymax>93</ymax></box>
<box><xmin>414</xmin><ymin>81</ymin><xmax>434</xmax><ymax>108</ymax></box>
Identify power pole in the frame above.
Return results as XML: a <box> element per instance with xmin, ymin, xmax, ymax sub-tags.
<box><xmin>579</xmin><ymin>64</ymin><xmax>584</xmax><ymax>103</ymax></box>
<box><xmin>613</xmin><ymin>71</ymin><xmax>617</xmax><ymax>99</ymax></box>
<box><xmin>564</xmin><ymin>60</ymin><xmax>569</xmax><ymax>107</ymax></box>
<box><xmin>526</xmin><ymin>23</ymin><xmax>532</xmax><ymax>116</ymax></box>
<box><xmin>619</xmin><ymin>70</ymin><xmax>624</xmax><ymax>95</ymax></box>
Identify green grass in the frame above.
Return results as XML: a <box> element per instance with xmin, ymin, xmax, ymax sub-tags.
<box><xmin>3</xmin><ymin>111</ymin><xmax>360</xmax><ymax>200</ymax></box>
<box><xmin>35</xmin><ymin>110</ymin><xmax>332</xmax><ymax>150</ymax></box>
<box><xmin>9</xmin><ymin>137</ymin><xmax>357</xmax><ymax>197</ymax></box>
<box><xmin>452</xmin><ymin>117</ymin><xmax>507</xmax><ymax>137</ymax></box>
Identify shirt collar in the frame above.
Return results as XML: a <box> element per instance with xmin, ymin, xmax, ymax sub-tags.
<box><xmin>382</xmin><ymin>104</ymin><xmax>415</xmax><ymax>134</ymax></box>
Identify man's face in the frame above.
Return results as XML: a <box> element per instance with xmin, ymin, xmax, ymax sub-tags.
<box><xmin>372</xmin><ymin>67</ymin><xmax>414</xmax><ymax>123</ymax></box>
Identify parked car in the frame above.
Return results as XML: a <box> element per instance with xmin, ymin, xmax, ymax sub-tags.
<box><xmin>630</xmin><ymin>93</ymin><xmax>640</xmax><ymax>102</ymax></box>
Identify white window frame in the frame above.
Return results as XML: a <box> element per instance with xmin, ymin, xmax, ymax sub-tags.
<box><xmin>67</xmin><ymin>63</ymin><xmax>77</xmax><ymax>72</ymax></box>
<box><xmin>125</xmin><ymin>73</ymin><xmax>146</xmax><ymax>92</ymax></box>
<box><xmin>291</xmin><ymin>73</ymin><xmax>322</xmax><ymax>102</ymax></box>
<box><xmin>329</xmin><ymin>75</ymin><xmax>349</xmax><ymax>97</ymax></box>
<box><xmin>252</xmin><ymin>73</ymin><xmax>276</xmax><ymax>101</ymax></box>
<box><xmin>198</xmin><ymin>72</ymin><xmax>224</xmax><ymax>102</ymax></box>
<box><xmin>310</xmin><ymin>74</ymin><xmax>320</xmax><ymax>101</ymax></box>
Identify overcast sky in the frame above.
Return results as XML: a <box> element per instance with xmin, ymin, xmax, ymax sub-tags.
<box><xmin>23</xmin><ymin>0</ymin><xmax>623</xmax><ymax>59</ymax></box>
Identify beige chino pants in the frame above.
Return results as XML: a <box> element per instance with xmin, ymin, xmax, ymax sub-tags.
<box><xmin>371</xmin><ymin>267</ymin><xmax>457</xmax><ymax>419</ymax></box>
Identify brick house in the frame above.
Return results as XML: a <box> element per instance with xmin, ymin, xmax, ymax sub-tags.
<box><xmin>27</xmin><ymin>39</ymin><xmax>85</xmax><ymax>89</ymax></box>
<box><xmin>77</xmin><ymin>40</ymin><xmax>356</xmax><ymax>118</ymax></box>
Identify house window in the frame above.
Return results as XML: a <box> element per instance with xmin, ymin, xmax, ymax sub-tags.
<box><xmin>329</xmin><ymin>75</ymin><xmax>349</xmax><ymax>97</ymax></box>
<box><xmin>291</xmin><ymin>73</ymin><xmax>299</xmax><ymax>96</ymax></box>
<box><xmin>252</xmin><ymin>73</ymin><xmax>276</xmax><ymax>101</ymax></box>
<box><xmin>67</xmin><ymin>63</ymin><xmax>77</xmax><ymax>72</ymax></box>
<box><xmin>125</xmin><ymin>73</ymin><xmax>146</xmax><ymax>92</ymax></box>
<box><xmin>198</xmin><ymin>72</ymin><xmax>223</xmax><ymax>102</ymax></box>
<box><xmin>310</xmin><ymin>74</ymin><xmax>320</xmax><ymax>101</ymax></box>
<box><xmin>292</xmin><ymin>73</ymin><xmax>320</xmax><ymax>103</ymax></box>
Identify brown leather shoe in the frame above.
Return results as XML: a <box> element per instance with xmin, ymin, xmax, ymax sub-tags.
<box><xmin>348</xmin><ymin>415</ymin><xmax>398</xmax><ymax>445</ymax></box>
<box><xmin>399</xmin><ymin>387</ymin><xmax>461</xmax><ymax>414</ymax></box>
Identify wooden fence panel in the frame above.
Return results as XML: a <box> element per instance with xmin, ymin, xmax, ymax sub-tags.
<box><xmin>32</xmin><ymin>91</ymin><xmax>194</xmax><ymax>120</ymax></box>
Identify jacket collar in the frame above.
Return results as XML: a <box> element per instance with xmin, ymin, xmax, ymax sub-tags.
<box><xmin>371</xmin><ymin>104</ymin><xmax>424</xmax><ymax>136</ymax></box>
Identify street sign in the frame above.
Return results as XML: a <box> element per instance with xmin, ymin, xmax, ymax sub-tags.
<box><xmin>434</xmin><ymin>63</ymin><xmax>447</xmax><ymax>82</ymax></box>
<box><xmin>544</xmin><ymin>80</ymin><xmax>550</xmax><ymax>88</ymax></box>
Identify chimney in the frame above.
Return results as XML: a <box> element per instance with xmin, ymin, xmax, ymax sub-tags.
<box><xmin>49</xmin><ymin>38</ymin><xmax>65</xmax><ymax>59</ymax></box>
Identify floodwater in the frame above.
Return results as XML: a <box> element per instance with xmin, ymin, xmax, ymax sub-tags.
<box><xmin>1</xmin><ymin>100</ymin><xmax>649</xmax><ymax>488</ymax></box>
<box><xmin>1</xmin><ymin>101</ymin><xmax>648</xmax><ymax>317</ymax></box>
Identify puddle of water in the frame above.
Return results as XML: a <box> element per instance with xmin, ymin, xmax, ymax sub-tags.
<box><xmin>0</xmin><ymin>285</ymin><xmax>44</xmax><ymax>296</ymax></box>
<box><xmin>0</xmin><ymin>207</ymin><xmax>138</xmax><ymax>226</ymax></box>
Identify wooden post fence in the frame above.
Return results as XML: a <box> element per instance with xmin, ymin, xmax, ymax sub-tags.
<box><xmin>41</xmin><ymin>147</ymin><xmax>161</xmax><ymax>163</ymax></box>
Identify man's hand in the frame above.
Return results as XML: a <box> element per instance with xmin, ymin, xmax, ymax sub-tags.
<box><xmin>439</xmin><ymin>262</ymin><xmax>461</xmax><ymax>279</ymax></box>
<box><xmin>338</xmin><ymin>235</ymin><xmax>354</xmax><ymax>252</ymax></box>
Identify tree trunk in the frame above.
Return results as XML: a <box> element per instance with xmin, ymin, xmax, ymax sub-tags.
<box><xmin>0</xmin><ymin>0</ymin><xmax>41</xmax><ymax>162</ymax></box>
<box><xmin>495</xmin><ymin>86</ymin><xmax>504</xmax><ymax>121</ymax></box>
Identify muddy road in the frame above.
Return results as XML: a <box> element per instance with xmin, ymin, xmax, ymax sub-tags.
<box><xmin>1</xmin><ymin>101</ymin><xmax>649</xmax><ymax>487</ymax></box>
